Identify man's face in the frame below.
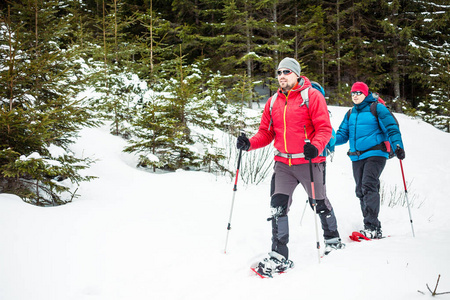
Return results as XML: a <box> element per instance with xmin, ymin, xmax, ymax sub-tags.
<box><xmin>277</xmin><ymin>69</ymin><xmax>299</xmax><ymax>92</ymax></box>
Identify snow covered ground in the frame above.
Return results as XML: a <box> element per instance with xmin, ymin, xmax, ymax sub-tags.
<box><xmin>1</xmin><ymin>106</ymin><xmax>450</xmax><ymax>300</ymax></box>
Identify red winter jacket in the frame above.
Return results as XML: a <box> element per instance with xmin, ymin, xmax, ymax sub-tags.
<box><xmin>249</xmin><ymin>76</ymin><xmax>332</xmax><ymax>165</ymax></box>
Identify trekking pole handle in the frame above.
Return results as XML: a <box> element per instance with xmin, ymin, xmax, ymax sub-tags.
<box><xmin>397</xmin><ymin>144</ymin><xmax>407</xmax><ymax>192</ymax></box>
<box><xmin>234</xmin><ymin>132</ymin><xmax>245</xmax><ymax>191</ymax></box>
<box><xmin>303</xmin><ymin>125</ymin><xmax>309</xmax><ymax>143</ymax></box>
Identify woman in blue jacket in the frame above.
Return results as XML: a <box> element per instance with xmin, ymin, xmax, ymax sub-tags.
<box><xmin>335</xmin><ymin>82</ymin><xmax>405</xmax><ymax>239</ymax></box>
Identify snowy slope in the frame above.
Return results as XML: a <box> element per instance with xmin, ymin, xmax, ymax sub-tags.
<box><xmin>1</xmin><ymin>106</ymin><xmax>450</xmax><ymax>300</ymax></box>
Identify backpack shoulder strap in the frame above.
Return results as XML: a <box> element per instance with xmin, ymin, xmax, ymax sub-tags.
<box><xmin>373</xmin><ymin>101</ymin><xmax>399</xmax><ymax>127</ymax></box>
<box><xmin>300</xmin><ymin>87</ymin><xmax>311</xmax><ymax>108</ymax></box>
<box><xmin>346</xmin><ymin>108</ymin><xmax>352</xmax><ymax>120</ymax></box>
<box><xmin>370</xmin><ymin>101</ymin><xmax>397</xmax><ymax>158</ymax></box>
<box><xmin>370</xmin><ymin>101</ymin><xmax>379</xmax><ymax>120</ymax></box>
<box><xmin>269</xmin><ymin>92</ymin><xmax>277</xmax><ymax>114</ymax></box>
<box><xmin>268</xmin><ymin>92</ymin><xmax>278</xmax><ymax>130</ymax></box>
<box><xmin>371</xmin><ymin>102</ymin><xmax>384</xmax><ymax>134</ymax></box>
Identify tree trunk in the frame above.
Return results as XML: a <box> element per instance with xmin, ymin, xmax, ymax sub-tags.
<box><xmin>102</xmin><ymin>0</ymin><xmax>107</xmax><ymax>69</ymax></box>
<box><xmin>391</xmin><ymin>5</ymin><xmax>401</xmax><ymax>106</ymax></box>
<box><xmin>34</xmin><ymin>0</ymin><xmax>39</xmax><ymax>97</ymax></box>
<box><xmin>393</xmin><ymin>62</ymin><xmax>401</xmax><ymax>100</ymax></box>
<box><xmin>273</xmin><ymin>1</ymin><xmax>278</xmax><ymax>77</ymax></box>
<box><xmin>294</xmin><ymin>3</ymin><xmax>298</xmax><ymax>60</ymax></box>
<box><xmin>245</xmin><ymin>2</ymin><xmax>252</xmax><ymax>108</ymax></box>
<box><xmin>114</xmin><ymin>0</ymin><xmax>118</xmax><ymax>64</ymax></box>
<box><xmin>321</xmin><ymin>39</ymin><xmax>325</xmax><ymax>88</ymax></box>
<box><xmin>7</xmin><ymin>5</ymin><xmax>14</xmax><ymax>112</ymax></box>
<box><xmin>150</xmin><ymin>0</ymin><xmax>153</xmax><ymax>74</ymax></box>
<box><xmin>336</xmin><ymin>0</ymin><xmax>341</xmax><ymax>96</ymax></box>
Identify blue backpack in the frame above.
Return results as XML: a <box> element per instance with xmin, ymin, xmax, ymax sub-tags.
<box><xmin>268</xmin><ymin>80</ymin><xmax>336</xmax><ymax>158</ymax></box>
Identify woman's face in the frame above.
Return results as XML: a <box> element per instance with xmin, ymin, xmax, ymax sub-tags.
<box><xmin>351</xmin><ymin>91</ymin><xmax>365</xmax><ymax>104</ymax></box>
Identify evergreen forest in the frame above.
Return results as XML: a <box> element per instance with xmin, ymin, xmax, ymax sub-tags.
<box><xmin>1</xmin><ymin>0</ymin><xmax>449</xmax><ymax>205</ymax></box>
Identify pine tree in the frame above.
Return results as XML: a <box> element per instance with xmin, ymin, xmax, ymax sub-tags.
<box><xmin>125</xmin><ymin>53</ymin><xmax>226</xmax><ymax>171</ymax></box>
<box><xmin>407</xmin><ymin>0</ymin><xmax>450</xmax><ymax>131</ymax></box>
<box><xmin>124</xmin><ymin>92</ymin><xmax>180</xmax><ymax>171</ymax></box>
<box><xmin>0</xmin><ymin>1</ymin><xmax>98</xmax><ymax>205</ymax></box>
<box><xmin>132</xmin><ymin>1</ymin><xmax>174</xmax><ymax>81</ymax></box>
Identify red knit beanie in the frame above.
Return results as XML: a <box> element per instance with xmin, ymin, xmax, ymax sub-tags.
<box><xmin>351</xmin><ymin>82</ymin><xmax>369</xmax><ymax>96</ymax></box>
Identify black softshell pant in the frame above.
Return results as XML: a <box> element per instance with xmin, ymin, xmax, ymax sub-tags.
<box><xmin>270</xmin><ymin>161</ymin><xmax>340</xmax><ymax>259</ymax></box>
<box><xmin>352</xmin><ymin>156</ymin><xmax>386</xmax><ymax>231</ymax></box>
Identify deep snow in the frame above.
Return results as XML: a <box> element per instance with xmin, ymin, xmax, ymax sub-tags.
<box><xmin>1</xmin><ymin>106</ymin><xmax>450</xmax><ymax>300</ymax></box>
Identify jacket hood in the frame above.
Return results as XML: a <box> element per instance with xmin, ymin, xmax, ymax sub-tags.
<box><xmin>294</xmin><ymin>76</ymin><xmax>312</xmax><ymax>92</ymax></box>
<box><xmin>355</xmin><ymin>92</ymin><xmax>376</xmax><ymax>111</ymax></box>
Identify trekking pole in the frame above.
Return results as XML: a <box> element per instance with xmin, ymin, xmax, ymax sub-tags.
<box><xmin>299</xmin><ymin>199</ymin><xmax>309</xmax><ymax>226</ymax></box>
<box><xmin>304</xmin><ymin>126</ymin><xmax>321</xmax><ymax>263</ymax></box>
<box><xmin>397</xmin><ymin>145</ymin><xmax>415</xmax><ymax>237</ymax></box>
<box><xmin>224</xmin><ymin>132</ymin><xmax>245</xmax><ymax>254</ymax></box>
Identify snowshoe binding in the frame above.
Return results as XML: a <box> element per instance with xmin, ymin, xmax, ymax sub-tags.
<box><xmin>251</xmin><ymin>251</ymin><xmax>294</xmax><ymax>278</ymax></box>
<box><xmin>349</xmin><ymin>227</ymin><xmax>385</xmax><ymax>242</ymax></box>
<box><xmin>359</xmin><ymin>228</ymin><xmax>383</xmax><ymax>239</ymax></box>
<box><xmin>324</xmin><ymin>237</ymin><xmax>345</xmax><ymax>255</ymax></box>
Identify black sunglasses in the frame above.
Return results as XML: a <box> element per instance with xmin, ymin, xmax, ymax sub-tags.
<box><xmin>277</xmin><ymin>70</ymin><xmax>293</xmax><ymax>76</ymax></box>
<box><xmin>351</xmin><ymin>91</ymin><xmax>364</xmax><ymax>96</ymax></box>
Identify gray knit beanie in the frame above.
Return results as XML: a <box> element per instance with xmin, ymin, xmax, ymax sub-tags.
<box><xmin>277</xmin><ymin>57</ymin><xmax>301</xmax><ymax>77</ymax></box>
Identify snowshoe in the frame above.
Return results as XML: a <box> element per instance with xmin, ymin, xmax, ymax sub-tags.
<box><xmin>251</xmin><ymin>251</ymin><xmax>294</xmax><ymax>278</ymax></box>
<box><xmin>324</xmin><ymin>237</ymin><xmax>345</xmax><ymax>255</ymax></box>
<box><xmin>359</xmin><ymin>228</ymin><xmax>383</xmax><ymax>239</ymax></box>
<box><xmin>349</xmin><ymin>230</ymin><xmax>388</xmax><ymax>242</ymax></box>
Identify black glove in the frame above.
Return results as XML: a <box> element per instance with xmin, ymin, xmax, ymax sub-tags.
<box><xmin>395</xmin><ymin>147</ymin><xmax>405</xmax><ymax>160</ymax></box>
<box><xmin>236</xmin><ymin>135</ymin><xmax>250</xmax><ymax>151</ymax></box>
<box><xmin>304</xmin><ymin>143</ymin><xmax>319</xmax><ymax>160</ymax></box>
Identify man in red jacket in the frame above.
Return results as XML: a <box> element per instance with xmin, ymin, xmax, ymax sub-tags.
<box><xmin>237</xmin><ymin>57</ymin><xmax>344</xmax><ymax>276</ymax></box>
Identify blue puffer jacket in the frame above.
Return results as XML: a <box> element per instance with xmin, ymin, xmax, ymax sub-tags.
<box><xmin>335</xmin><ymin>93</ymin><xmax>404</xmax><ymax>162</ymax></box>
